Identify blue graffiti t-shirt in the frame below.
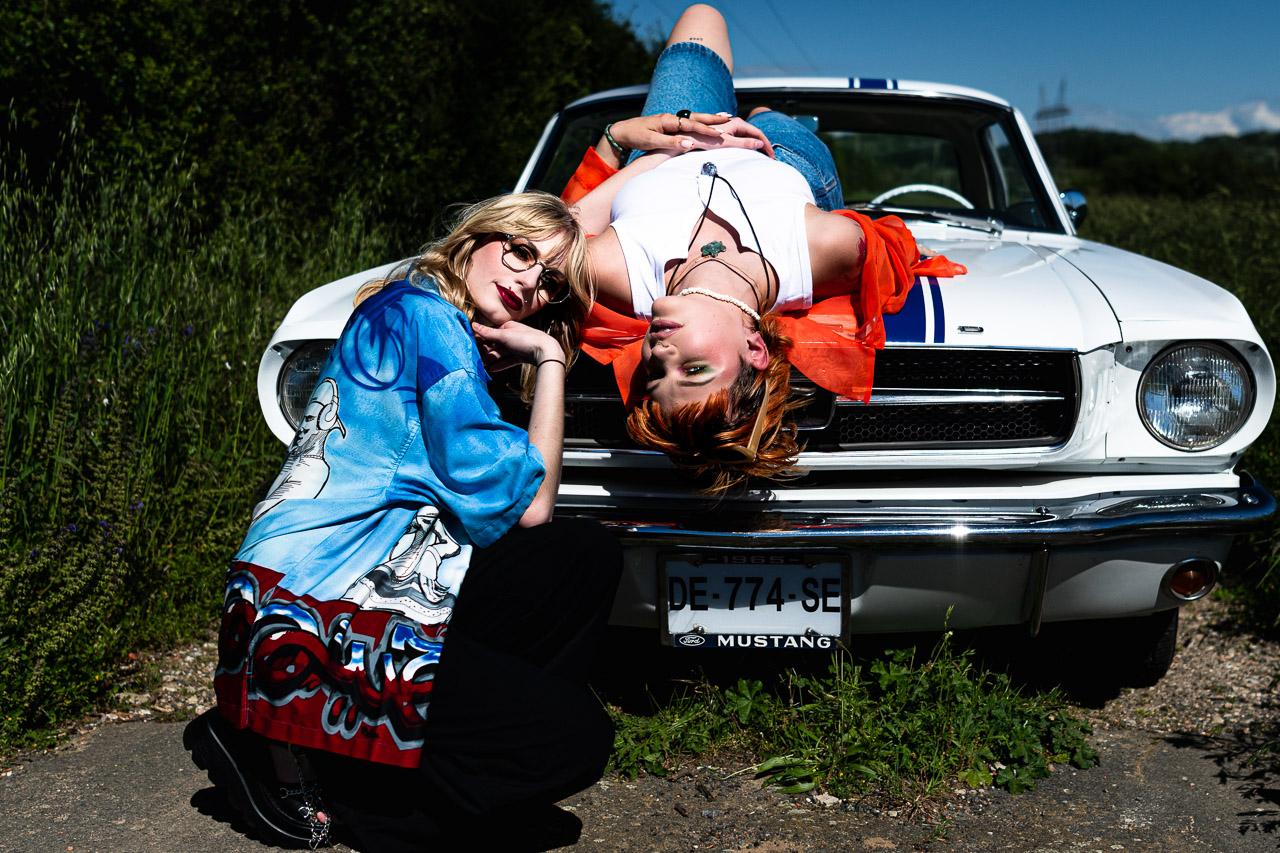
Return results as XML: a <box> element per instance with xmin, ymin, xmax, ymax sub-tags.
<box><xmin>215</xmin><ymin>276</ymin><xmax>545</xmax><ymax>765</ymax></box>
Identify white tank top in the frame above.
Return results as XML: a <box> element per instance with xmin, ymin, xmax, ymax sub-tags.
<box><xmin>609</xmin><ymin>148</ymin><xmax>815</xmax><ymax>319</ymax></box>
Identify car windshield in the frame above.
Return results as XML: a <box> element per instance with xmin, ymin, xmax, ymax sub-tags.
<box><xmin>523</xmin><ymin>90</ymin><xmax>1062</xmax><ymax>234</ymax></box>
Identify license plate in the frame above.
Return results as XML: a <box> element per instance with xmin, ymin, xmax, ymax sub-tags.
<box><xmin>660</xmin><ymin>551</ymin><xmax>846</xmax><ymax>649</ymax></box>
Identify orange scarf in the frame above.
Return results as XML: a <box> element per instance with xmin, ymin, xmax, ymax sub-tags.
<box><xmin>566</xmin><ymin>148</ymin><xmax>966</xmax><ymax>406</ymax></box>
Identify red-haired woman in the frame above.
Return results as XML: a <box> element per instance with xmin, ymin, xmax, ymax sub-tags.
<box><xmin>566</xmin><ymin>4</ymin><xmax>963</xmax><ymax>493</ymax></box>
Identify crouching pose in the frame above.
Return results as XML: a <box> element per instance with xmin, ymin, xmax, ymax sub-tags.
<box><xmin>185</xmin><ymin>192</ymin><xmax>621</xmax><ymax>850</ymax></box>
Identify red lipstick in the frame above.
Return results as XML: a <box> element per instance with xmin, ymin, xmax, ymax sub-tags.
<box><xmin>496</xmin><ymin>284</ymin><xmax>522</xmax><ymax>312</ymax></box>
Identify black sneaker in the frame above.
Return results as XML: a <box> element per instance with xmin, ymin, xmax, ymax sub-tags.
<box><xmin>183</xmin><ymin>709</ymin><xmax>333</xmax><ymax>849</ymax></box>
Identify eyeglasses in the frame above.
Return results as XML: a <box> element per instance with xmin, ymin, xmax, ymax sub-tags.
<box><xmin>494</xmin><ymin>233</ymin><xmax>572</xmax><ymax>305</ymax></box>
<box><xmin>723</xmin><ymin>375</ymin><xmax>773</xmax><ymax>461</ymax></box>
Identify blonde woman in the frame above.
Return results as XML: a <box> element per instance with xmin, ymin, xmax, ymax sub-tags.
<box><xmin>186</xmin><ymin>192</ymin><xmax>620</xmax><ymax>849</ymax></box>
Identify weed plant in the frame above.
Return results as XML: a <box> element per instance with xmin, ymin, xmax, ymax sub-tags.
<box><xmin>610</xmin><ymin>631</ymin><xmax>1097</xmax><ymax>801</ymax></box>
<box><xmin>0</xmin><ymin>147</ymin><xmax>394</xmax><ymax>750</ymax></box>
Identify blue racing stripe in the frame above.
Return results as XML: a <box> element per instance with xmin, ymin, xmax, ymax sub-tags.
<box><xmin>883</xmin><ymin>277</ymin><xmax>927</xmax><ymax>343</ymax></box>
<box><xmin>928</xmin><ymin>277</ymin><xmax>945</xmax><ymax>343</ymax></box>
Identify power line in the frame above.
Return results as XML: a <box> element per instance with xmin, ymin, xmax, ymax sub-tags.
<box><xmin>643</xmin><ymin>0</ymin><xmax>674</xmax><ymax>34</ymax></box>
<box><xmin>631</xmin><ymin>0</ymin><xmax>789</xmax><ymax>75</ymax></box>
<box><xmin>717</xmin><ymin>5</ymin><xmax>788</xmax><ymax>72</ymax></box>
<box><xmin>761</xmin><ymin>0</ymin><xmax>819</xmax><ymax>71</ymax></box>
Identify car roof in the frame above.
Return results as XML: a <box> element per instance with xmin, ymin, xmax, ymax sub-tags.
<box><xmin>564</xmin><ymin>77</ymin><xmax>1012</xmax><ymax>110</ymax></box>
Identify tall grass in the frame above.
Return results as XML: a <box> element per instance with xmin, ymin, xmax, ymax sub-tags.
<box><xmin>0</xmin><ymin>149</ymin><xmax>394</xmax><ymax>749</ymax></box>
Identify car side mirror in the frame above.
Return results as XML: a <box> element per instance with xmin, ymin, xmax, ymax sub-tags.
<box><xmin>1060</xmin><ymin>189</ymin><xmax>1088</xmax><ymax>227</ymax></box>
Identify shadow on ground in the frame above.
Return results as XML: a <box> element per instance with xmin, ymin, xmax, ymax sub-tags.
<box><xmin>591</xmin><ymin>618</ymin><xmax>1181</xmax><ymax>713</ymax></box>
<box><xmin>190</xmin><ymin>784</ymin><xmax>278</xmax><ymax>848</ymax></box>
<box><xmin>1165</xmin><ymin>725</ymin><xmax>1280</xmax><ymax>840</ymax></box>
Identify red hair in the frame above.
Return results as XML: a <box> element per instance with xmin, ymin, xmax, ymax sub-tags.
<box><xmin>625</xmin><ymin>315</ymin><xmax>804</xmax><ymax>494</ymax></box>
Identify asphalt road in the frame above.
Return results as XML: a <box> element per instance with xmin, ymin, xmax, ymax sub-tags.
<box><xmin>0</xmin><ymin>718</ymin><xmax>1275</xmax><ymax>852</ymax></box>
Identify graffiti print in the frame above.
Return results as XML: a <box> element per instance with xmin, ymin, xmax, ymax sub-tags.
<box><xmin>215</xmin><ymin>562</ymin><xmax>446</xmax><ymax>765</ymax></box>
<box><xmin>252</xmin><ymin>378</ymin><xmax>346</xmax><ymax>520</ymax></box>
<box><xmin>343</xmin><ymin>505</ymin><xmax>460</xmax><ymax>625</ymax></box>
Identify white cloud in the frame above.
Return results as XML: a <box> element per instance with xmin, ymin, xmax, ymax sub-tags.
<box><xmin>1039</xmin><ymin>100</ymin><xmax>1279</xmax><ymax>141</ymax></box>
<box><xmin>1158</xmin><ymin>101</ymin><xmax>1280</xmax><ymax>140</ymax></box>
<box><xmin>1159</xmin><ymin>111</ymin><xmax>1238</xmax><ymax>139</ymax></box>
<box><xmin>1237</xmin><ymin>101</ymin><xmax>1280</xmax><ymax>130</ymax></box>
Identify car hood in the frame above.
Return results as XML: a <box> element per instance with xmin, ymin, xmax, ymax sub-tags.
<box><xmin>884</xmin><ymin>232</ymin><xmax>1119</xmax><ymax>352</ymax></box>
<box><xmin>1044</xmin><ymin>238</ymin><xmax>1262</xmax><ymax>345</ymax></box>
<box><xmin>275</xmin><ymin>238</ymin><xmax>1122</xmax><ymax>354</ymax></box>
<box><xmin>901</xmin><ymin>226</ymin><xmax>1264</xmax><ymax>353</ymax></box>
<box><xmin>268</xmin><ymin>230</ymin><xmax>1259</xmax><ymax>356</ymax></box>
<box><xmin>266</xmin><ymin>261</ymin><xmax>401</xmax><ymax>346</ymax></box>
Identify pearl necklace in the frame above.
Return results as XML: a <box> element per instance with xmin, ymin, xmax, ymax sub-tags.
<box><xmin>678</xmin><ymin>287</ymin><xmax>761</xmax><ymax>323</ymax></box>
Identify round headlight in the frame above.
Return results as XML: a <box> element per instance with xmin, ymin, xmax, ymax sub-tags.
<box><xmin>278</xmin><ymin>341</ymin><xmax>334</xmax><ymax>431</ymax></box>
<box><xmin>1138</xmin><ymin>342</ymin><xmax>1253</xmax><ymax>451</ymax></box>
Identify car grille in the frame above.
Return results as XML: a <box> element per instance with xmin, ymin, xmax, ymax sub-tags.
<box><xmin>497</xmin><ymin>348</ymin><xmax>1079</xmax><ymax>451</ymax></box>
<box><xmin>824</xmin><ymin>349</ymin><xmax>1080</xmax><ymax>450</ymax></box>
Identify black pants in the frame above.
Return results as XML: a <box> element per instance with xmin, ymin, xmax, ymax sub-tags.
<box><xmin>313</xmin><ymin>518</ymin><xmax>622</xmax><ymax>850</ymax></box>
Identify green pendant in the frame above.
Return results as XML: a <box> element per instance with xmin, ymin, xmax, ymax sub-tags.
<box><xmin>700</xmin><ymin>240</ymin><xmax>726</xmax><ymax>258</ymax></box>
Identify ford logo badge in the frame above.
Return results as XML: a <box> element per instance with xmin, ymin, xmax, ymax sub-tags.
<box><xmin>677</xmin><ymin>634</ymin><xmax>706</xmax><ymax>647</ymax></box>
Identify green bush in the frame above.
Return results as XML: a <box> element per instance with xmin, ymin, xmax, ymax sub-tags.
<box><xmin>610</xmin><ymin>632</ymin><xmax>1097</xmax><ymax>801</ymax></box>
<box><xmin>0</xmin><ymin>1</ymin><xmax>656</xmax><ymax>749</ymax></box>
<box><xmin>1039</xmin><ymin>129</ymin><xmax>1280</xmax><ymax>199</ymax></box>
<box><xmin>0</xmin><ymin>148</ymin><xmax>395</xmax><ymax>750</ymax></box>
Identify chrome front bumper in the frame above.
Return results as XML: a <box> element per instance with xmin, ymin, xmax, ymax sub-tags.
<box><xmin>555</xmin><ymin>473</ymin><xmax>1274</xmax><ymax>636</ymax></box>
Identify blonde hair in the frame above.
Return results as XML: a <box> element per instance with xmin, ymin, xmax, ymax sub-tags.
<box><xmin>355</xmin><ymin>191</ymin><xmax>590</xmax><ymax>398</ymax></box>
<box><xmin>625</xmin><ymin>315</ymin><xmax>804</xmax><ymax>494</ymax></box>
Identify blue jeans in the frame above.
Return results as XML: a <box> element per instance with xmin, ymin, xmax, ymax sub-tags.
<box><xmin>631</xmin><ymin>41</ymin><xmax>844</xmax><ymax>211</ymax></box>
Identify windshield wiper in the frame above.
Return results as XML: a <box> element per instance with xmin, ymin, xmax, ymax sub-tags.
<box><xmin>851</xmin><ymin>204</ymin><xmax>1005</xmax><ymax>236</ymax></box>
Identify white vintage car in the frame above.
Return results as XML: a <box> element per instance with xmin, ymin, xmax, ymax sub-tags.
<box><xmin>258</xmin><ymin>79</ymin><xmax>1275</xmax><ymax>686</ymax></box>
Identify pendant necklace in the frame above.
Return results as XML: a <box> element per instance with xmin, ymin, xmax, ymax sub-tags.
<box><xmin>668</xmin><ymin>162</ymin><xmax>774</xmax><ymax>322</ymax></box>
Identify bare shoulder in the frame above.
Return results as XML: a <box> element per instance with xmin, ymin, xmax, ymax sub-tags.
<box><xmin>806</xmin><ymin>207</ymin><xmax>865</xmax><ymax>288</ymax></box>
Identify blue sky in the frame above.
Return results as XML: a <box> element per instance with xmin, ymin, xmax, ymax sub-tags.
<box><xmin>609</xmin><ymin>0</ymin><xmax>1280</xmax><ymax>139</ymax></box>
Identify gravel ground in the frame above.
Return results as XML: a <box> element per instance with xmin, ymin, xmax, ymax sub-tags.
<box><xmin>6</xmin><ymin>595</ymin><xmax>1277</xmax><ymax>851</ymax></box>
<box><xmin>1081</xmin><ymin>600</ymin><xmax>1278</xmax><ymax>737</ymax></box>
<box><xmin>86</xmin><ymin>595</ymin><xmax>1277</xmax><ymax>748</ymax></box>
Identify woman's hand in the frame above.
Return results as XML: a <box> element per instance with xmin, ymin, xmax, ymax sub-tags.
<box><xmin>701</xmin><ymin>115</ymin><xmax>776</xmax><ymax>158</ymax></box>
<box><xmin>471</xmin><ymin>321</ymin><xmax>564</xmax><ymax>373</ymax></box>
<box><xmin>605</xmin><ymin>112</ymin><xmax>775</xmax><ymax>161</ymax></box>
<box><xmin>473</xmin><ymin>322</ymin><xmax>567</xmax><ymax>528</ymax></box>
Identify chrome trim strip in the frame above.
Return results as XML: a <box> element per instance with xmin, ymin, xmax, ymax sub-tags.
<box><xmin>566</xmin><ymin>394</ymin><xmax>629</xmax><ymax>403</ymax></box>
<box><xmin>855</xmin><ymin>390</ymin><xmax>1066</xmax><ymax>406</ymax></box>
<box><xmin>556</xmin><ymin>476</ymin><xmax>1273</xmax><ymax>548</ymax></box>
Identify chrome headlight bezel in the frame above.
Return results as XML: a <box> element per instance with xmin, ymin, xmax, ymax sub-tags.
<box><xmin>277</xmin><ymin>341</ymin><xmax>336</xmax><ymax>432</ymax></box>
<box><xmin>1136</xmin><ymin>341</ymin><xmax>1254</xmax><ymax>452</ymax></box>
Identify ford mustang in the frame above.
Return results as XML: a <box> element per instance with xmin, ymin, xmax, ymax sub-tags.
<box><xmin>256</xmin><ymin>78</ymin><xmax>1275</xmax><ymax>686</ymax></box>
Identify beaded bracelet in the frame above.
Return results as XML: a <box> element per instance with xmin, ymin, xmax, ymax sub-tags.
<box><xmin>602</xmin><ymin>123</ymin><xmax>629</xmax><ymax>161</ymax></box>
